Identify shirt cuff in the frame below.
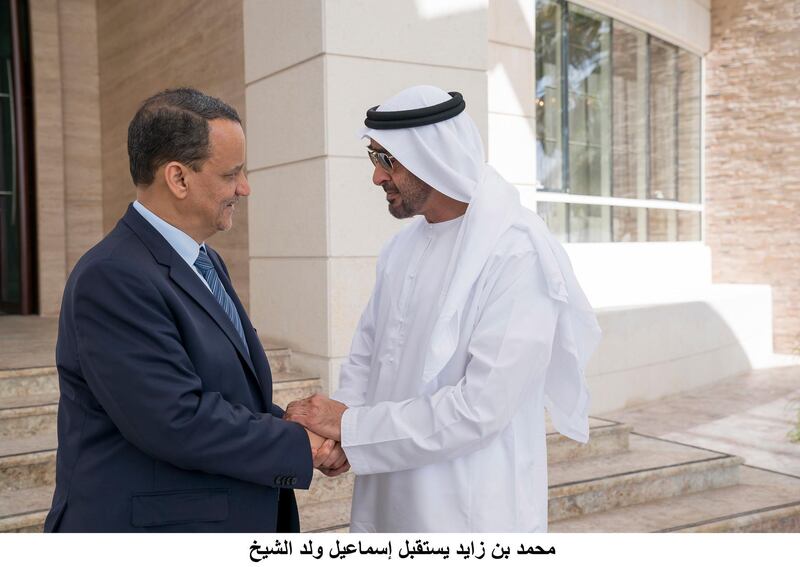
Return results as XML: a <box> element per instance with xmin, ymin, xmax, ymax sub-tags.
<box><xmin>340</xmin><ymin>406</ymin><xmax>371</xmax><ymax>475</ymax></box>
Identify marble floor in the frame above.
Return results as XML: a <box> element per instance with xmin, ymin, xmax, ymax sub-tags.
<box><xmin>0</xmin><ymin>316</ymin><xmax>58</xmax><ymax>370</ymax></box>
<box><xmin>601</xmin><ymin>364</ymin><xmax>800</xmax><ymax>477</ymax></box>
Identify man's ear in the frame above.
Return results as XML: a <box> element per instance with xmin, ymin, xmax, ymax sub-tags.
<box><xmin>163</xmin><ymin>161</ymin><xmax>189</xmax><ymax>200</ymax></box>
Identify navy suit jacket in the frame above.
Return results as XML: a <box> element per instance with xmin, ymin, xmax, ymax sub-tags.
<box><xmin>44</xmin><ymin>204</ymin><xmax>313</xmax><ymax>532</ymax></box>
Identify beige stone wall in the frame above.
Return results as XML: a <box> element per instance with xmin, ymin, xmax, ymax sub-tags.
<box><xmin>245</xmin><ymin>0</ymin><xmax>489</xmax><ymax>390</ymax></box>
<box><xmin>706</xmin><ymin>0</ymin><xmax>800</xmax><ymax>353</ymax></box>
<box><xmin>488</xmin><ymin>0</ymin><xmax>535</xmax><ymax>204</ymax></box>
<box><xmin>59</xmin><ymin>0</ymin><xmax>103</xmax><ymax>273</ymax></box>
<box><xmin>96</xmin><ymin>0</ymin><xmax>249</xmax><ymax>307</ymax></box>
<box><xmin>29</xmin><ymin>0</ymin><xmax>67</xmax><ymax>316</ymax></box>
<box><xmin>29</xmin><ymin>0</ymin><xmax>103</xmax><ymax>316</ymax></box>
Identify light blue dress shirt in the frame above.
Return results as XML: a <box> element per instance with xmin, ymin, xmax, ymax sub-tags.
<box><xmin>132</xmin><ymin>200</ymin><xmax>212</xmax><ymax>292</ymax></box>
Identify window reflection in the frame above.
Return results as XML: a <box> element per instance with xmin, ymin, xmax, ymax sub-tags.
<box><xmin>535</xmin><ymin>0</ymin><xmax>563</xmax><ymax>191</ymax></box>
<box><xmin>534</xmin><ymin>0</ymin><xmax>702</xmax><ymax>243</ymax></box>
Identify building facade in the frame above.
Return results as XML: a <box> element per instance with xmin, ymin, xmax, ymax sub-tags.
<box><xmin>1</xmin><ymin>0</ymin><xmax>797</xmax><ymax>410</ymax></box>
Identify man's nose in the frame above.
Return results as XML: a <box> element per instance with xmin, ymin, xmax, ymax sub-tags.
<box><xmin>372</xmin><ymin>165</ymin><xmax>391</xmax><ymax>186</ymax></box>
<box><xmin>237</xmin><ymin>172</ymin><xmax>251</xmax><ymax>196</ymax></box>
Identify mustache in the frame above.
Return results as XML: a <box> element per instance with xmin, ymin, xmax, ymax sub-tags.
<box><xmin>382</xmin><ymin>182</ymin><xmax>398</xmax><ymax>193</ymax></box>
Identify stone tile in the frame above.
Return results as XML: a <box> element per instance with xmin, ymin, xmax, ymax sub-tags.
<box><xmin>300</xmin><ymin>496</ymin><xmax>352</xmax><ymax>533</ymax></box>
<box><xmin>59</xmin><ymin>0</ymin><xmax>104</xmax><ymax>271</ymax></box>
<box><xmin>247</xmin><ymin>158</ymin><xmax>327</xmax><ymax>258</ymax></box>
<box><xmin>549</xmin><ymin>434</ymin><xmax>742</xmax><ymax>522</ymax></box>
<box><xmin>0</xmin><ymin>368</ymin><xmax>59</xmax><ymax>399</ymax></box>
<box><xmin>0</xmin><ymin>486</ymin><xmax>52</xmax><ymax>528</ymax></box>
<box><xmin>296</xmin><ymin>470</ymin><xmax>354</xmax><ymax>507</ymax></box>
<box><xmin>30</xmin><ymin>0</ymin><xmax>67</xmax><ymax>316</ymax></box>
<box><xmin>250</xmin><ymin>259</ymin><xmax>328</xmax><ymax>357</ymax></box>
<box><xmin>97</xmin><ymin>0</ymin><xmax>250</xmax><ymax>308</ymax></box>
<box><xmin>602</xmin><ymin>365</ymin><xmax>800</xmax><ymax>477</ymax></box>
<box><xmin>244</xmin><ymin>0</ymin><xmax>323</xmax><ymax>83</ymax></box>
<box><xmin>488</xmin><ymin>0</ymin><xmax>533</xmax><ymax>48</ymax></box>
<box><xmin>551</xmin><ymin>466</ymin><xmax>800</xmax><ymax>533</ymax></box>
<box><xmin>0</xmin><ymin>433</ymin><xmax>57</xmax><ymax>493</ymax></box>
<box><xmin>0</xmin><ymin>403</ymin><xmax>58</xmax><ymax>440</ymax></box>
<box><xmin>706</xmin><ymin>0</ymin><xmax>800</xmax><ymax>353</ymax></box>
<box><xmin>591</xmin><ymin>301</ymin><xmax>737</xmax><ymax>376</ymax></box>
<box><xmin>547</xmin><ymin>422</ymin><xmax>632</xmax><ymax>464</ymax></box>
<box><xmin>0</xmin><ymin>317</ymin><xmax>58</xmax><ymax>370</ymax></box>
<box><xmin>324</xmin><ymin>0</ymin><xmax>487</xmax><ymax>71</ymax></box>
<box><xmin>487</xmin><ymin>113</ymin><xmax>536</xmax><ymax>185</ymax></box>
<box><xmin>488</xmin><ymin>42</ymin><xmax>535</xmax><ymax>118</ymax></box>
<box><xmin>587</xmin><ymin>341</ymin><xmax>751</xmax><ymax>414</ymax></box>
<box><xmin>245</xmin><ymin>57</ymin><xmax>325</xmax><ymax>171</ymax></box>
<box><xmin>272</xmin><ymin>375</ymin><xmax>321</xmax><ymax>410</ymax></box>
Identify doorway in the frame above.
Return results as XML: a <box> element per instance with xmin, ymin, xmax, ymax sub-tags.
<box><xmin>0</xmin><ymin>0</ymin><xmax>36</xmax><ymax>315</ymax></box>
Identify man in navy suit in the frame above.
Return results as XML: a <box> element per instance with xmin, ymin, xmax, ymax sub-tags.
<box><xmin>44</xmin><ymin>88</ymin><xmax>348</xmax><ymax>532</ymax></box>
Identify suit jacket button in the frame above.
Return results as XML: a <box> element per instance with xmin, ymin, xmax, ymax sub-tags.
<box><xmin>290</xmin><ymin>478</ymin><xmax>297</xmax><ymax>486</ymax></box>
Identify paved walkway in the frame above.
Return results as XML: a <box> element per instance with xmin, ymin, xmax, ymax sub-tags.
<box><xmin>0</xmin><ymin>317</ymin><xmax>58</xmax><ymax>370</ymax></box>
<box><xmin>600</xmin><ymin>363</ymin><xmax>800</xmax><ymax>477</ymax></box>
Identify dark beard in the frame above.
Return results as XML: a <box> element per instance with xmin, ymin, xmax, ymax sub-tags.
<box><xmin>385</xmin><ymin>172</ymin><xmax>433</xmax><ymax>219</ymax></box>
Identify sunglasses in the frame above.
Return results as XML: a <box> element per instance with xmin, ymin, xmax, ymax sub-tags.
<box><xmin>367</xmin><ymin>148</ymin><xmax>397</xmax><ymax>172</ymax></box>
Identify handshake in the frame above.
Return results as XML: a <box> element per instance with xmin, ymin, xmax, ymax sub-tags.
<box><xmin>284</xmin><ymin>394</ymin><xmax>350</xmax><ymax>478</ymax></box>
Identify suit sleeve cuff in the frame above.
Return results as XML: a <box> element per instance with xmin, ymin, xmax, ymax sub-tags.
<box><xmin>283</xmin><ymin>419</ymin><xmax>314</xmax><ymax>489</ymax></box>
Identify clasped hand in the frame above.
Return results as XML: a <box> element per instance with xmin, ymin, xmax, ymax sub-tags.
<box><xmin>285</xmin><ymin>394</ymin><xmax>349</xmax><ymax>477</ymax></box>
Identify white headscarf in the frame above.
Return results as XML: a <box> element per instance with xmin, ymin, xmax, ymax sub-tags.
<box><xmin>359</xmin><ymin>86</ymin><xmax>602</xmax><ymax>442</ymax></box>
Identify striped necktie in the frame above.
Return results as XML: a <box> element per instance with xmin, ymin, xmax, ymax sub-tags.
<box><xmin>194</xmin><ymin>247</ymin><xmax>250</xmax><ymax>354</ymax></box>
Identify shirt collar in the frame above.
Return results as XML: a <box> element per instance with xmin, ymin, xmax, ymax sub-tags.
<box><xmin>132</xmin><ymin>200</ymin><xmax>205</xmax><ymax>267</ymax></box>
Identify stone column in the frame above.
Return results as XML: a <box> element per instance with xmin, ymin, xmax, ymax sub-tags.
<box><xmin>245</xmin><ymin>0</ymin><xmax>489</xmax><ymax>391</ymax></box>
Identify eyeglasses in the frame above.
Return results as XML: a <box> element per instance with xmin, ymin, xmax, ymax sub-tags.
<box><xmin>367</xmin><ymin>148</ymin><xmax>397</xmax><ymax>172</ymax></box>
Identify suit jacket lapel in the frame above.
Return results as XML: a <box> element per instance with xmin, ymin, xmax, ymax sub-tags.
<box><xmin>121</xmin><ymin>204</ymin><xmax>260</xmax><ymax>385</ymax></box>
<box><xmin>206</xmin><ymin>247</ymin><xmax>274</xmax><ymax>404</ymax></box>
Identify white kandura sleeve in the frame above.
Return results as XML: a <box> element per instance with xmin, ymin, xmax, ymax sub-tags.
<box><xmin>331</xmin><ymin>265</ymin><xmax>383</xmax><ymax>409</ymax></box>
<box><xmin>340</xmin><ymin>250</ymin><xmax>558</xmax><ymax>475</ymax></box>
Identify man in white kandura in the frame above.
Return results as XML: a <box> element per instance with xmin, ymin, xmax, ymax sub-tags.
<box><xmin>285</xmin><ymin>85</ymin><xmax>601</xmax><ymax>532</ymax></box>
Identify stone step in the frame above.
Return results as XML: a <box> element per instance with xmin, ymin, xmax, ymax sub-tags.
<box><xmin>0</xmin><ymin>433</ymin><xmax>56</xmax><ymax>492</ymax></box>
<box><xmin>272</xmin><ymin>372</ymin><xmax>321</xmax><ymax>409</ymax></box>
<box><xmin>0</xmin><ymin>368</ymin><xmax>59</xmax><ymax>400</ymax></box>
<box><xmin>300</xmin><ymin>497</ymin><xmax>352</xmax><ymax>533</ymax></box>
<box><xmin>0</xmin><ymin>370</ymin><xmax>319</xmax><ymax>440</ymax></box>
<box><xmin>296</xmin><ymin>470</ymin><xmax>355</xmax><ymax>508</ymax></box>
<box><xmin>547</xmin><ymin>417</ymin><xmax>631</xmax><ymax>463</ymax></box>
<box><xmin>295</xmin><ymin>419</ymin><xmax>636</xmax><ymax>534</ymax></box>
<box><xmin>0</xmin><ymin>346</ymin><xmax>294</xmax><ymax>400</ymax></box>
<box><xmin>551</xmin><ymin>465</ymin><xmax>800</xmax><ymax>532</ymax></box>
<box><xmin>0</xmin><ymin>373</ymin><xmax>325</xmax><ymax>492</ymax></box>
<box><xmin>548</xmin><ymin>433</ymin><xmax>743</xmax><ymax>522</ymax></box>
<box><xmin>264</xmin><ymin>345</ymin><xmax>292</xmax><ymax>374</ymax></box>
<box><xmin>0</xmin><ymin>485</ymin><xmax>51</xmax><ymax>533</ymax></box>
<box><xmin>0</xmin><ymin>394</ymin><xmax>59</xmax><ymax>440</ymax></box>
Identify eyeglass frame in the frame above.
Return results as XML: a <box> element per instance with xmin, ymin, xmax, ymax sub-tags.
<box><xmin>367</xmin><ymin>148</ymin><xmax>397</xmax><ymax>172</ymax></box>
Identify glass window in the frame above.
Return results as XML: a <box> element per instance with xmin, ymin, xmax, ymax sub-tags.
<box><xmin>611</xmin><ymin>22</ymin><xmax>647</xmax><ymax>200</ymax></box>
<box><xmin>649</xmin><ymin>37</ymin><xmax>678</xmax><ymax>201</ymax></box>
<box><xmin>535</xmin><ymin>0</ymin><xmax>563</xmax><ymax>191</ymax></box>
<box><xmin>612</xmin><ymin>206</ymin><xmax>646</xmax><ymax>242</ymax></box>
<box><xmin>647</xmin><ymin>209</ymin><xmax>677</xmax><ymax>241</ymax></box>
<box><xmin>570</xmin><ymin>204</ymin><xmax>611</xmax><ymax>242</ymax></box>
<box><xmin>677</xmin><ymin>210</ymin><xmax>701</xmax><ymax>241</ymax></box>
<box><xmin>566</xmin><ymin>4</ymin><xmax>611</xmax><ymax>197</ymax></box>
<box><xmin>534</xmin><ymin>0</ymin><xmax>702</xmax><ymax>243</ymax></box>
<box><xmin>677</xmin><ymin>50</ymin><xmax>701</xmax><ymax>204</ymax></box>
<box><xmin>537</xmin><ymin>202</ymin><xmax>568</xmax><ymax>241</ymax></box>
